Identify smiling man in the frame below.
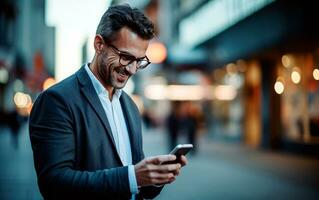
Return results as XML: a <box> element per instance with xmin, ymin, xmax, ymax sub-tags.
<box><xmin>29</xmin><ymin>4</ymin><xmax>187</xmax><ymax>200</ymax></box>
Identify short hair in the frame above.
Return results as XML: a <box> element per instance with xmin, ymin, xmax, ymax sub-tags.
<box><xmin>96</xmin><ymin>4</ymin><xmax>155</xmax><ymax>43</ymax></box>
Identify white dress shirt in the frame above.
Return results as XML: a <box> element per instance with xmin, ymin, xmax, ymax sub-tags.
<box><xmin>85</xmin><ymin>64</ymin><xmax>138</xmax><ymax>198</ymax></box>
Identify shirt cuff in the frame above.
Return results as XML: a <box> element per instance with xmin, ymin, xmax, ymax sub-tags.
<box><xmin>128</xmin><ymin>165</ymin><xmax>139</xmax><ymax>194</ymax></box>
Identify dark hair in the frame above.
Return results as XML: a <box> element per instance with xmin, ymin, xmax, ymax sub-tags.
<box><xmin>96</xmin><ymin>4</ymin><xmax>155</xmax><ymax>43</ymax></box>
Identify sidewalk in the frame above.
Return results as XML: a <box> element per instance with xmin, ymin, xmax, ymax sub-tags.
<box><xmin>0</xmin><ymin>123</ymin><xmax>42</xmax><ymax>200</ymax></box>
<box><xmin>0</xmin><ymin>123</ymin><xmax>318</xmax><ymax>200</ymax></box>
<box><xmin>142</xmin><ymin>127</ymin><xmax>319</xmax><ymax>200</ymax></box>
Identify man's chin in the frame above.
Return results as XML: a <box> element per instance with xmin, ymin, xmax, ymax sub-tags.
<box><xmin>114</xmin><ymin>85</ymin><xmax>125</xmax><ymax>90</ymax></box>
<box><xmin>113</xmin><ymin>81</ymin><xmax>126</xmax><ymax>89</ymax></box>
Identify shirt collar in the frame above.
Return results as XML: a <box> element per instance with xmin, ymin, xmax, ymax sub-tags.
<box><xmin>84</xmin><ymin>63</ymin><xmax>122</xmax><ymax>99</ymax></box>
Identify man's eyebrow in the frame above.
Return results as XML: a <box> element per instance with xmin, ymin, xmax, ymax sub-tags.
<box><xmin>118</xmin><ymin>49</ymin><xmax>133</xmax><ymax>55</ymax></box>
<box><xmin>120</xmin><ymin>50</ymin><xmax>146</xmax><ymax>59</ymax></box>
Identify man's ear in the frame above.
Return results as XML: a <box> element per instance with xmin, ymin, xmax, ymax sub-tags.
<box><xmin>94</xmin><ymin>35</ymin><xmax>105</xmax><ymax>54</ymax></box>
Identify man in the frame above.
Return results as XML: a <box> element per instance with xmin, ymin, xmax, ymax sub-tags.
<box><xmin>29</xmin><ymin>4</ymin><xmax>187</xmax><ymax>200</ymax></box>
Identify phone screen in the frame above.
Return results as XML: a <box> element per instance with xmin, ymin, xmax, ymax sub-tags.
<box><xmin>170</xmin><ymin>144</ymin><xmax>192</xmax><ymax>156</ymax></box>
<box><xmin>162</xmin><ymin>144</ymin><xmax>193</xmax><ymax>164</ymax></box>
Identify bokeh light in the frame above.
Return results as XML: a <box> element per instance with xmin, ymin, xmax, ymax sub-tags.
<box><xmin>313</xmin><ymin>68</ymin><xmax>319</xmax><ymax>80</ymax></box>
<box><xmin>274</xmin><ymin>80</ymin><xmax>284</xmax><ymax>94</ymax></box>
<box><xmin>291</xmin><ymin>70</ymin><xmax>301</xmax><ymax>84</ymax></box>
<box><xmin>146</xmin><ymin>41</ymin><xmax>167</xmax><ymax>64</ymax></box>
<box><xmin>43</xmin><ymin>77</ymin><xmax>56</xmax><ymax>91</ymax></box>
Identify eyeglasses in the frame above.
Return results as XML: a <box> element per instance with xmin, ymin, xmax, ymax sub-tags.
<box><xmin>108</xmin><ymin>44</ymin><xmax>151</xmax><ymax>70</ymax></box>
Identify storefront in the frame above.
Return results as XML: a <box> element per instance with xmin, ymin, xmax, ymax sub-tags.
<box><xmin>177</xmin><ymin>0</ymin><xmax>319</xmax><ymax>153</ymax></box>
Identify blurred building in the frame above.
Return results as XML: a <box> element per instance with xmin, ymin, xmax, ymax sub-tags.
<box><xmin>110</xmin><ymin>0</ymin><xmax>319</xmax><ymax>154</ymax></box>
<box><xmin>172</xmin><ymin>0</ymin><xmax>319</xmax><ymax>154</ymax></box>
<box><xmin>0</xmin><ymin>0</ymin><xmax>55</xmax><ymax>123</ymax></box>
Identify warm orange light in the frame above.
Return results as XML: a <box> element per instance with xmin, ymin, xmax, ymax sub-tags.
<box><xmin>144</xmin><ymin>84</ymin><xmax>167</xmax><ymax>100</ymax></box>
<box><xmin>214</xmin><ymin>85</ymin><xmax>237</xmax><ymax>100</ymax></box>
<box><xmin>274</xmin><ymin>81</ymin><xmax>284</xmax><ymax>94</ymax></box>
<box><xmin>43</xmin><ymin>77</ymin><xmax>56</xmax><ymax>90</ymax></box>
<box><xmin>14</xmin><ymin>92</ymin><xmax>30</xmax><ymax>108</ymax></box>
<box><xmin>313</xmin><ymin>69</ymin><xmax>319</xmax><ymax>80</ymax></box>
<box><xmin>291</xmin><ymin>67</ymin><xmax>301</xmax><ymax>84</ymax></box>
<box><xmin>146</xmin><ymin>42</ymin><xmax>167</xmax><ymax>64</ymax></box>
<box><xmin>14</xmin><ymin>92</ymin><xmax>33</xmax><ymax>116</ymax></box>
<box><xmin>291</xmin><ymin>71</ymin><xmax>301</xmax><ymax>84</ymax></box>
<box><xmin>144</xmin><ymin>84</ymin><xmax>214</xmax><ymax>101</ymax></box>
<box><xmin>168</xmin><ymin>85</ymin><xmax>205</xmax><ymax>101</ymax></box>
<box><xmin>282</xmin><ymin>54</ymin><xmax>292</xmax><ymax>68</ymax></box>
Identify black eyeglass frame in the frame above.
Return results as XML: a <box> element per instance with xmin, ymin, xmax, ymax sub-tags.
<box><xmin>107</xmin><ymin>43</ymin><xmax>151</xmax><ymax>70</ymax></box>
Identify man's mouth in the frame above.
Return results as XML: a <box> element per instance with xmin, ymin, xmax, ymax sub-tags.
<box><xmin>115</xmin><ymin>67</ymin><xmax>129</xmax><ymax>82</ymax></box>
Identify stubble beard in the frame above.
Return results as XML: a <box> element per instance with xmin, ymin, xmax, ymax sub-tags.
<box><xmin>97</xmin><ymin>53</ymin><xmax>130</xmax><ymax>90</ymax></box>
<box><xmin>111</xmin><ymin>65</ymin><xmax>129</xmax><ymax>89</ymax></box>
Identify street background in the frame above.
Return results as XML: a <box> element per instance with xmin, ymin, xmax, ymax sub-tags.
<box><xmin>1</xmin><ymin>0</ymin><xmax>319</xmax><ymax>199</ymax></box>
<box><xmin>0</xmin><ymin>122</ymin><xmax>318</xmax><ymax>199</ymax></box>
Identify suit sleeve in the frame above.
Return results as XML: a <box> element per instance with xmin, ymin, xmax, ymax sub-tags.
<box><xmin>131</xmin><ymin>100</ymin><xmax>164</xmax><ymax>199</ymax></box>
<box><xmin>29</xmin><ymin>90</ymin><xmax>131</xmax><ymax>199</ymax></box>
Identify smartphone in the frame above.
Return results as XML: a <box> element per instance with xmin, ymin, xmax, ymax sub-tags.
<box><xmin>162</xmin><ymin>144</ymin><xmax>193</xmax><ymax>164</ymax></box>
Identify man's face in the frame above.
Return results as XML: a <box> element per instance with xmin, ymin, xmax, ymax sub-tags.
<box><xmin>96</xmin><ymin>27</ymin><xmax>150</xmax><ymax>90</ymax></box>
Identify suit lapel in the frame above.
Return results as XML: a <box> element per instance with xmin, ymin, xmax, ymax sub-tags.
<box><xmin>76</xmin><ymin>66</ymin><xmax>122</xmax><ymax>164</ymax></box>
<box><xmin>120</xmin><ymin>93</ymin><xmax>140</xmax><ymax>164</ymax></box>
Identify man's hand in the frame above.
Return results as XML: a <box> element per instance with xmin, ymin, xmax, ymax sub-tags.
<box><xmin>173</xmin><ymin>155</ymin><xmax>187</xmax><ymax>176</ymax></box>
<box><xmin>179</xmin><ymin>155</ymin><xmax>188</xmax><ymax>167</ymax></box>
<box><xmin>134</xmin><ymin>155</ymin><xmax>187</xmax><ymax>187</ymax></box>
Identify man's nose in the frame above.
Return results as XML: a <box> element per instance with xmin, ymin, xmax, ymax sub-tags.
<box><xmin>125</xmin><ymin>61</ymin><xmax>137</xmax><ymax>75</ymax></box>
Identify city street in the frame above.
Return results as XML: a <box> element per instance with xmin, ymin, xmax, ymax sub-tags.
<box><xmin>0</xmin><ymin>122</ymin><xmax>318</xmax><ymax>200</ymax></box>
<box><xmin>1</xmin><ymin>1</ymin><xmax>319</xmax><ymax>200</ymax></box>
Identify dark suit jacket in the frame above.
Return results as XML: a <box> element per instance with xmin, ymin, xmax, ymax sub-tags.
<box><xmin>29</xmin><ymin>66</ymin><xmax>163</xmax><ymax>200</ymax></box>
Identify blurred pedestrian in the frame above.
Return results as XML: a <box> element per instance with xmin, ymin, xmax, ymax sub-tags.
<box><xmin>166</xmin><ymin>101</ymin><xmax>201</xmax><ymax>154</ymax></box>
<box><xmin>142</xmin><ymin>108</ymin><xmax>157</xmax><ymax>129</ymax></box>
<box><xmin>184</xmin><ymin>102</ymin><xmax>198</xmax><ymax>154</ymax></box>
<box><xmin>166</xmin><ymin>101</ymin><xmax>181</xmax><ymax>150</ymax></box>
<box><xmin>29</xmin><ymin>4</ymin><xmax>187</xmax><ymax>200</ymax></box>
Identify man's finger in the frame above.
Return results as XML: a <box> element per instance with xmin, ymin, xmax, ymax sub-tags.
<box><xmin>149</xmin><ymin>172</ymin><xmax>175</xmax><ymax>179</ymax></box>
<box><xmin>147</xmin><ymin>155</ymin><xmax>176</xmax><ymax>165</ymax></box>
<box><xmin>172</xmin><ymin>168</ymin><xmax>180</xmax><ymax>176</ymax></box>
<box><xmin>180</xmin><ymin>155</ymin><xmax>188</xmax><ymax>166</ymax></box>
<box><xmin>153</xmin><ymin>163</ymin><xmax>181</xmax><ymax>172</ymax></box>
<box><xmin>151</xmin><ymin>176</ymin><xmax>176</xmax><ymax>185</ymax></box>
